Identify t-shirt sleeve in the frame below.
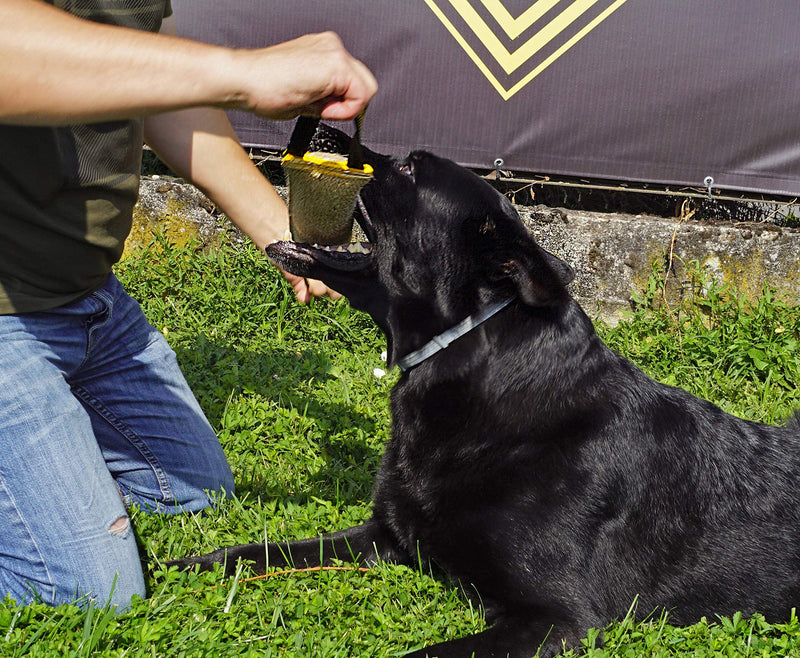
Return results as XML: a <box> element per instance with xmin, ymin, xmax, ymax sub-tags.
<box><xmin>164</xmin><ymin>1</ymin><xmax>173</xmax><ymax>18</ymax></box>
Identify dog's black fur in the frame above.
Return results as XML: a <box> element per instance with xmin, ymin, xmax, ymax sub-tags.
<box><xmin>169</xmin><ymin>127</ymin><xmax>800</xmax><ymax>657</ymax></box>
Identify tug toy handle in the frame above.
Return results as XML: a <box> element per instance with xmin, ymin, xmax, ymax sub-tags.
<box><xmin>284</xmin><ymin>109</ymin><xmax>367</xmax><ymax>171</ymax></box>
<box><xmin>285</xmin><ymin>116</ymin><xmax>319</xmax><ymax>158</ymax></box>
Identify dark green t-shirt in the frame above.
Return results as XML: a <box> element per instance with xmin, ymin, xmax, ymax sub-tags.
<box><xmin>0</xmin><ymin>0</ymin><xmax>173</xmax><ymax>314</ymax></box>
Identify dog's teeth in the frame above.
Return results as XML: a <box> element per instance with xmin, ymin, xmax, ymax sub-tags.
<box><xmin>348</xmin><ymin>242</ymin><xmax>371</xmax><ymax>254</ymax></box>
<box><xmin>310</xmin><ymin>242</ymin><xmax>371</xmax><ymax>254</ymax></box>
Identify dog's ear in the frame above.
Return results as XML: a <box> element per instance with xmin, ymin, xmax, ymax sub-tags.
<box><xmin>502</xmin><ymin>244</ymin><xmax>575</xmax><ymax>306</ymax></box>
<box><xmin>471</xmin><ymin>199</ymin><xmax>574</xmax><ymax>306</ymax></box>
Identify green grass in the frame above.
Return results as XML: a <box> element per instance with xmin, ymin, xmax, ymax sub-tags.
<box><xmin>598</xmin><ymin>259</ymin><xmax>800</xmax><ymax>424</ymax></box>
<box><xmin>2</xmin><ymin>238</ymin><xmax>799</xmax><ymax>657</ymax></box>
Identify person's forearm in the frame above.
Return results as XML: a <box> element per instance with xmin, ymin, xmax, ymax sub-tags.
<box><xmin>0</xmin><ymin>0</ymin><xmax>242</xmax><ymax>125</ymax></box>
<box><xmin>144</xmin><ymin>108</ymin><xmax>288</xmax><ymax>250</ymax></box>
<box><xmin>0</xmin><ymin>1</ymin><xmax>377</xmax><ymax>126</ymax></box>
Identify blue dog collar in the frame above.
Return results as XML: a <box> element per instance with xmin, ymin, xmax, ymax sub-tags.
<box><xmin>396</xmin><ymin>298</ymin><xmax>514</xmax><ymax>372</ymax></box>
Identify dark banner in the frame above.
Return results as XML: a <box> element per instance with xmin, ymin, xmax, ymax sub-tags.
<box><xmin>173</xmin><ymin>0</ymin><xmax>800</xmax><ymax>197</ymax></box>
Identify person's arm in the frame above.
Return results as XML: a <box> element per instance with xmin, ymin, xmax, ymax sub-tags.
<box><xmin>0</xmin><ymin>0</ymin><xmax>376</xmax><ymax>125</ymax></box>
<box><xmin>144</xmin><ymin>100</ymin><xmax>336</xmax><ymax>302</ymax></box>
<box><xmin>144</xmin><ymin>104</ymin><xmax>287</xmax><ymax>251</ymax></box>
<box><xmin>144</xmin><ymin>18</ymin><xmax>341</xmax><ymax>302</ymax></box>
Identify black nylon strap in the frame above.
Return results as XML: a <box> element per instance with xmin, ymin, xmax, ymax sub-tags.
<box><xmin>285</xmin><ymin>116</ymin><xmax>320</xmax><ymax>157</ymax></box>
<box><xmin>347</xmin><ymin>109</ymin><xmax>367</xmax><ymax>170</ymax></box>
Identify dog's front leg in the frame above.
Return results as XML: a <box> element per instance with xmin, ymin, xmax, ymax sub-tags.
<box><xmin>403</xmin><ymin>611</ymin><xmax>586</xmax><ymax>658</ymax></box>
<box><xmin>166</xmin><ymin>517</ymin><xmax>406</xmax><ymax>576</ymax></box>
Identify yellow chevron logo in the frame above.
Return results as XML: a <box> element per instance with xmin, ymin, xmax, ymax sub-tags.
<box><xmin>424</xmin><ymin>0</ymin><xmax>631</xmax><ymax>100</ymax></box>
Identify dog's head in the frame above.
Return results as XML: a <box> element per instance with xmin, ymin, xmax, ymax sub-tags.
<box><xmin>267</xmin><ymin>125</ymin><xmax>574</xmax><ymax>366</ymax></box>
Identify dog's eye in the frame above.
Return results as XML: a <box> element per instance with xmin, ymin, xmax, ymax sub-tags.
<box><xmin>398</xmin><ymin>162</ymin><xmax>414</xmax><ymax>178</ymax></box>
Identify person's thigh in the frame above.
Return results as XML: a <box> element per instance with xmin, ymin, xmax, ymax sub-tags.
<box><xmin>70</xmin><ymin>275</ymin><xmax>234</xmax><ymax>514</ymax></box>
<box><xmin>0</xmin><ymin>313</ymin><xmax>144</xmax><ymax>609</ymax></box>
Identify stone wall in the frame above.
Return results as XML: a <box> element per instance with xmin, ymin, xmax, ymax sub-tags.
<box><xmin>523</xmin><ymin>205</ymin><xmax>800</xmax><ymax>323</ymax></box>
<box><xmin>132</xmin><ymin>177</ymin><xmax>800</xmax><ymax>324</ymax></box>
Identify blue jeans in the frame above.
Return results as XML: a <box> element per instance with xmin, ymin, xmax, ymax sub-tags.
<box><xmin>0</xmin><ymin>274</ymin><xmax>234</xmax><ymax>610</ymax></box>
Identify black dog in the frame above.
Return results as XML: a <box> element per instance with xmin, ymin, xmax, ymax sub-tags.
<box><xmin>169</xmin><ymin>130</ymin><xmax>800</xmax><ymax>657</ymax></box>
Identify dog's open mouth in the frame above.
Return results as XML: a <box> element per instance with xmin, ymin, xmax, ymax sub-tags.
<box><xmin>266</xmin><ymin>239</ymin><xmax>373</xmax><ymax>274</ymax></box>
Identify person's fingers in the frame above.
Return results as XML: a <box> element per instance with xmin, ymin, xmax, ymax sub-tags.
<box><xmin>306</xmin><ymin>277</ymin><xmax>342</xmax><ymax>300</ymax></box>
<box><xmin>293</xmin><ymin>278</ymin><xmax>312</xmax><ymax>304</ymax></box>
<box><xmin>318</xmin><ymin>58</ymin><xmax>378</xmax><ymax>121</ymax></box>
<box><xmin>280</xmin><ymin>269</ymin><xmax>310</xmax><ymax>303</ymax></box>
<box><xmin>279</xmin><ymin>268</ymin><xmax>340</xmax><ymax>303</ymax></box>
<box><xmin>236</xmin><ymin>32</ymin><xmax>376</xmax><ymax>121</ymax></box>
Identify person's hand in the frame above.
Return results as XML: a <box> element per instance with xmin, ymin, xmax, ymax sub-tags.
<box><xmin>230</xmin><ymin>32</ymin><xmax>377</xmax><ymax>121</ymax></box>
<box><xmin>279</xmin><ymin>268</ymin><xmax>342</xmax><ymax>304</ymax></box>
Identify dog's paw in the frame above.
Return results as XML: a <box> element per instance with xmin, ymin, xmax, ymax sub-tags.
<box><xmin>162</xmin><ymin>554</ymin><xmax>217</xmax><ymax>572</ymax></box>
<box><xmin>162</xmin><ymin>557</ymin><xmax>196</xmax><ymax>571</ymax></box>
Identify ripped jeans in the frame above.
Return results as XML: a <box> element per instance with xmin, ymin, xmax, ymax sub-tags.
<box><xmin>0</xmin><ymin>274</ymin><xmax>233</xmax><ymax>611</ymax></box>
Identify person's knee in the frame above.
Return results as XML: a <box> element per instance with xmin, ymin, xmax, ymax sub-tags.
<box><xmin>0</xmin><ymin>519</ymin><xmax>145</xmax><ymax>612</ymax></box>
<box><xmin>218</xmin><ymin>467</ymin><xmax>235</xmax><ymax>500</ymax></box>
<box><xmin>186</xmin><ymin>472</ymin><xmax>235</xmax><ymax>512</ymax></box>
<box><xmin>79</xmin><ymin>514</ymin><xmax>145</xmax><ymax>610</ymax></box>
<box><xmin>108</xmin><ymin>515</ymin><xmax>130</xmax><ymax>537</ymax></box>
<box><xmin>104</xmin><ymin>572</ymin><xmax>146</xmax><ymax>613</ymax></box>
<box><xmin>182</xmin><ymin>460</ymin><xmax>235</xmax><ymax>511</ymax></box>
<box><xmin>85</xmin><ymin>517</ymin><xmax>146</xmax><ymax>611</ymax></box>
<box><xmin>199</xmin><ymin>445</ymin><xmax>235</xmax><ymax>500</ymax></box>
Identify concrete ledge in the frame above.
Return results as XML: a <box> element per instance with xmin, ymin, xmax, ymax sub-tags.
<box><xmin>522</xmin><ymin>205</ymin><xmax>800</xmax><ymax>323</ymax></box>
<box><xmin>133</xmin><ymin>177</ymin><xmax>800</xmax><ymax>323</ymax></box>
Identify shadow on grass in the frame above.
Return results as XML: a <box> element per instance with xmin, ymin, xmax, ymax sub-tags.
<box><xmin>173</xmin><ymin>337</ymin><xmax>386</xmax><ymax>507</ymax></box>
